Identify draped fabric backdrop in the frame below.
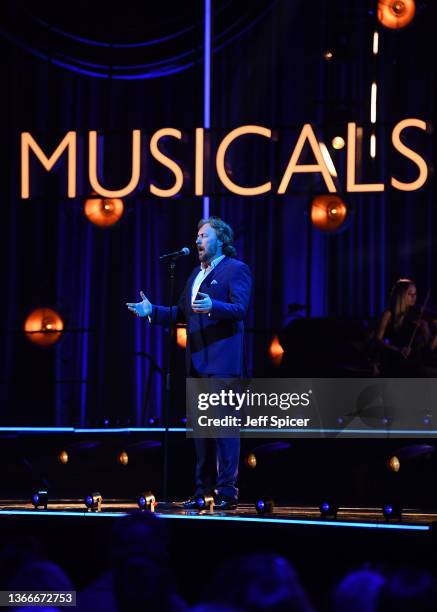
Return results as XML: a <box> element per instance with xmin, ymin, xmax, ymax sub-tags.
<box><xmin>0</xmin><ymin>0</ymin><xmax>435</xmax><ymax>426</ymax></box>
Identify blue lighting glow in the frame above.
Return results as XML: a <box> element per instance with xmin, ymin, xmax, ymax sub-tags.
<box><xmin>321</xmin><ymin>502</ymin><xmax>330</xmax><ymax>513</ymax></box>
<box><xmin>197</xmin><ymin>497</ymin><xmax>205</xmax><ymax>507</ymax></box>
<box><xmin>256</xmin><ymin>500</ymin><xmax>265</xmax><ymax>511</ymax></box>
<box><xmin>138</xmin><ymin>497</ymin><xmax>146</xmax><ymax>507</ymax></box>
<box><xmin>0</xmin><ymin>511</ymin><xmax>429</xmax><ymax>532</ymax></box>
<box><xmin>85</xmin><ymin>496</ymin><xmax>93</xmax><ymax>506</ymax></box>
<box><xmin>0</xmin><ymin>427</ymin><xmax>187</xmax><ymax>434</ymax></box>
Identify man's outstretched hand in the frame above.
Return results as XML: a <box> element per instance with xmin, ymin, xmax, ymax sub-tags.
<box><xmin>126</xmin><ymin>291</ymin><xmax>152</xmax><ymax>317</ymax></box>
<box><xmin>192</xmin><ymin>292</ymin><xmax>212</xmax><ymax>314</ymax></box>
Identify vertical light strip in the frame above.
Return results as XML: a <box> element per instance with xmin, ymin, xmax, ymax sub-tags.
<box><xmin>203</xmin><ymin>0</ymin><xmax>212</xmax><ymax>218</ymax></box>
<box><xmin>373</xmin><ymin>31</ymin><xmax>379</xmax><ymax>55</ymax></box>
<box><xmin>80</xmin><ymin>224</ymin><xmax>92</xmax><ymax>426</ymax></box>
<box><xmin>370</xmin><ymin>82</ymin><xmax>377</xmax><ymax>124</ymax></box>
<box><xmin>370</xmin><ymin>133</ymin><xmax>376</xmax><ymax>159</ymax></box>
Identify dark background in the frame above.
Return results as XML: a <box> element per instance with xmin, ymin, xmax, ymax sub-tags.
<box><xmin>0</xmin><ymin>0</ymin><xmax>435</xmax><ymax>427</ymax></box>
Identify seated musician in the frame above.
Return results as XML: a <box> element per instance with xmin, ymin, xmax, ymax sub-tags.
<box><xmin>375</xmin><ymin>278</ymin><xmax>431</xmax><ymax>376</ymax></box>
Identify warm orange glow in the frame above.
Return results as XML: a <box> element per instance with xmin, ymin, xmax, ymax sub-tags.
<box><xmin>216</xmin><ymin>125</ymin><xmax>272</xmax><ymax>195</ymax></box>
<box><xmin>323</xmin><ymin>50</ymin><xmax>333</xmax><ymax>60</ymax></box>
<box><xmin>58</xmin><ymin>450</ymin><xmax>69</xmax><ymax>465</ymax></box>
<box><xmin>278</xmin><ymin>124</ymin><xmax>337</xmax><ymax>194</ymax></box>
<box><xmin>89</xmin><ymin>130</ymin><xmax>141</xmax><ymax>198</ymax></box>
<box><xmin>391</xmin><ymin>118</ymin><xmax>428</xmax><ymax>191</ymax></box>
<box><xmin>246</xmin><ymin>453</ymin><xmax>257</xmax><ymax>468</ymax></box>
<box><xmin>377</xmin><ymin>0</ymin><xmax>415</xmax><ymax>29</ymax></box>
<box><xmin>347</xmin><ymin>123</ymin><xmax>384</xmax><ymax>192</ymax></box>
<box><xmin>269</xmin><ymin>335</ymin><xmax>284</xmax><ymax>366</ymax></box>
<box><xmin>84</xmin><ymin>195</ymin><xmax>124</xmax><ymax>227</ymax></box>
<box><xmin>311</xmin><ymin>195</ymin><xmax>348</xmax><ymax>232</ymax></box>
<box><xmin>21</xmin><ymin>131</ymin><xmax>77</xmax><ymax>198</ymax></box>
<box><xmin>195</xmin><ymin>128</ymin><xmax>204</xmax><ymax>196</ymax></box>
<box><xmin>176</xmin><ymin>326</ymin><xmax>187</xmax><ymax>349</ymax></box>
<box><xmin>150</xmin><ymin>128</ymin><xmax>184</xmax><ymax>197</ymax></box>
<box><xmin>118</xmin><ymin>451</ymin><xmax>129</xmax><ymax>466</ymax></box>
<box><xmin>24</xmin><ymin>308</ymin><xmax>64</xmax><ymax>346</ymax></box>
<box><xmin>388</xmin><ymin>455</ymin><xmax>400</xmax><ymax>472</ymax></box>
<box><xmin>332</xmin><ymin>136</ymin><xmax>345</xmax><ymax>150</ymax></box>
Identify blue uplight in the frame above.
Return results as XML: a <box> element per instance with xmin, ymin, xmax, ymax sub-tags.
<box><xmin>256</xmin><ymin>500</ymin><xmax>265</xmax><ymax>511</ymax></box>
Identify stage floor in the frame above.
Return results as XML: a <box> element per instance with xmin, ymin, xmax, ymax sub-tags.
<box><xmin>0</xmin><ymin>499</ymin><xmax>434</xmax><ymax>532</ymax></box>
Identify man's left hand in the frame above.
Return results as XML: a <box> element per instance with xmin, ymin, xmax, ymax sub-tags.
<box><xmin>192</xmin><ymin>292</ymin><xmax>212</xmax><ymax>314</ymax></box>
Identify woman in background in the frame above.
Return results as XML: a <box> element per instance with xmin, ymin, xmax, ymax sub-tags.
<box><xmin>376</xmin><ymin>278</ymin><xmax>430</xmax><ymax>376</ymax></box>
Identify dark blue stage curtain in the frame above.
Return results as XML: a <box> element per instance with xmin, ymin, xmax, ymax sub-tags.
<box><xmin>0</xmin><ymin>0</ymin><xmax>435</xmax><ymax>426</ymax></box>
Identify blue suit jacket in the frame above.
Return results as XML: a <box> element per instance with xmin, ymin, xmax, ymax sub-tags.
<box><xmin>151</xmin><ymin>257</ymin><xmax>252</xmax><ymax>376</ymax></box>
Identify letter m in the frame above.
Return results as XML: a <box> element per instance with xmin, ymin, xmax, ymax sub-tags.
<box><xmin>21</xmin><ymin>131</ymin><xmax>77</xmax><ymax>198</ymax></box>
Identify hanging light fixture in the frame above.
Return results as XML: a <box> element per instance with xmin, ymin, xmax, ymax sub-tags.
<box><xmin>377</xmin><ymin>0</ymin><xmax>416</xmax><ymax>29</ymax></box>
<box><xmin>310</xmin><ymin>195</ymin><xmax>348</xmax><ymax>233</ymax></box>
<box><xmin>24</xmin><ymin>308</ymin><xmax>64</xmax><ymax>346</ymax></box>
<box><xmin>84</xmin><ymin>195</ymin><xmax>124</xmax><ymax>227</ymax></box>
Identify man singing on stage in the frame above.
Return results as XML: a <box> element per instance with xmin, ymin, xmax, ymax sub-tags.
<box><xmin>126</xmin><ymin>216</ymin><xmax>252</xmax><ymax>510</ymax></box>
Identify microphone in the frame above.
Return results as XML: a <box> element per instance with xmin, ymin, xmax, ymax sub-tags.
<box><xmin>159</xmin><ymin>247</ymin><xmax>190</xmax><ymax>261</ymax></box>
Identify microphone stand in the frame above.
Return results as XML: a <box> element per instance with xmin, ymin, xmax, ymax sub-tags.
<box><xmin>162</xmin><ymin>257</ymin><xmax>177</xmax><ymax>503</ymax></box>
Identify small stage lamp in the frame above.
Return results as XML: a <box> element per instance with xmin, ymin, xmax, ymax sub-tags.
<box><xmin>255</xmin><ymin>498</ymin><xmax>274</xmax><ymax>514</ymax></box>
<box><xmin>382</xmin><ymin>503</ymin><xmax>402</xmax><ymax>521</ymax></box>
<box><xmin>84</xmin><ymin>492</ymin><xmax>102</xmax><ymax>512</ymax></box>
<box><xmin>137</xmin><ymin>491</ymin><xmax>157</xmax><ymax>512</ymax></box>
<box><xmin>32</xmin><ymin>490</ymin><xmax>48</xmax><ymax>510</ymax></box>
<box><xmin>196</xmin><ymin>494</ymin><xmax>214</xmax><ymax>511</ymax></box>
<box><xmin>319</xmin><ymin>500</ymin><xmax>338</xmax><ymax>519</ymax></box>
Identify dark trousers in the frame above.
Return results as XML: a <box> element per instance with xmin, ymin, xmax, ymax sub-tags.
<box><xmin>194</xmin><ymin>437</ymin><xmax>240</xmax><ymax>498</ymax></box>
<box><xmin>191</xmin><ymin>371</ymin><xmax>240</xmax><ymax>499</ymax></box>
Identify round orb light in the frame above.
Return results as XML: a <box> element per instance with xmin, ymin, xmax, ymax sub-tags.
<box><xmin>246</xmin><ymin>453</ymin><xmax>257</xmax><ymax>469</ymax></box>
<box><xmin>118</xmin><ymin>451</ymin><xmax>129</xmax><ymax>466</ymax></box>
<box><xmin>176</xmin><ymin>326</ymin><xmax>187</xmax><ymax>349</ymax></box>
<box><xmin>58</xmin><ymin>450</ymin><xmax>69</xmax><ymax>465</ymax></box>
<box><xmin>377</xmin><ymin>0</ymin><xmax>415</xmax><ymax>29</ymax></box>
<box><xmin>332</xmin><ymin>136</ymin><xmax>345</xmax><ymax>150</ymax></box>
<box><xmin>84</xmin><ymin>195</ymin><xmax>124</xmax><ymax>227</ymax></box>
<box><xmin>388</xmin><ymin>455</ymin><xmax>400</xmax><ymax>472</ymax></box>
<box><xmin>269</xmin><ymin>335</ymin><xmax>284</xmax><ymax>366</ymax></box>
<box><xmin>24</xmin><ymin>308</ymin><xmax>64</xmax><ymax>346</ymax></box>
<box><xmin>310</xmin><ymin>195</ymin><xmax>348</xmax><ymax>233</ymax></box>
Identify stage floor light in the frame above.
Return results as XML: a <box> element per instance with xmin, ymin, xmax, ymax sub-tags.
<box><xmin>31</xmin><ymin>490</ymin><xmax>48</xmax><ymax>510</ymax></box>
<box><xmin>255</xmin><ymin>498</ymin><xmax>274</xmax><ymax>514</ymax></box>
<box><xmin>382</xmin><ymin>503</ymin><xmax>402</xmax><ymax>520</ymax></box>
<box><xmin>84</xmin><ymin>492</ymin><xmax>102</xmax><ymax>512</ymax></box>
<box><xmin>137</xmin><ymin>491</ymin><xmax>157</xmax><ymax>512</ymax></box>
<box><xmin>319</xmin><ymin>500</ymin><xmax>338</xmax><ymax>519</ymax></box>
<box><xmin>195</xmin><ymin>494</ymin><xmax>214</xmax><ymax>511</ymax></box>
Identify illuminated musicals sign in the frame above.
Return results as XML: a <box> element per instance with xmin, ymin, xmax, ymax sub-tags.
<box><xmin>20</xmin><ymin>119</ymin><xmax>429</xmax><ymax>199</ymax></box>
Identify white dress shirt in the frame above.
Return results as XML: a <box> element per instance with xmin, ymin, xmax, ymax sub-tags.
<box><xmin>191</xmin><ymin>254</ymin><xmax>226</xmax><ymax>304</ymax></box>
